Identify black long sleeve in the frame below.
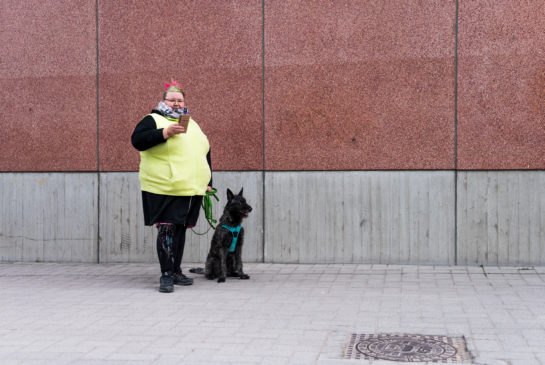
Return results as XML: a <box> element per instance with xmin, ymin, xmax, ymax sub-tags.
<box><xmin>207</xmin><ymin>150</ymin><xmax>213</xmax><ymax>187</ymax></box>
<box><xmin>131</xmin><ymin>113</ymin><xmax>166</xmax><ymax>151</ymax></box>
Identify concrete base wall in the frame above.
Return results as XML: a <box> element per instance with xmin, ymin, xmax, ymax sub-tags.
<box><xmin>1</xmin><ymin>171</ymin><xmax>544</xmax><ymax>265</ymax></box>
<box><xmin>457</xmin><ymin>171</ymin><xmax>545</xmax><ymax>266</ymax></box>
<box><xmin>98</xmin><ymin>172</ymin><xmax>264</xmax><ymax>264</ymax></box>
<box><xmin>0</xmin><ymin>174</ymin><xmax>98</xmax><ymax>263</ymax></box>
<box><xmin>264</xmin><ymin>171</ymin><xmax>455</xmax><ymax>264</ymax></box>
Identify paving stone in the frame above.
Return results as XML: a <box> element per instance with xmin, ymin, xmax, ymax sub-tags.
<box><xmin>1</xmin><ymin>263</ymin><xmax>545</xmax><ymax>364</ymax></box>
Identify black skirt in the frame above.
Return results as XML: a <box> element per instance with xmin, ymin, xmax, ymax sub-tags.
<box><xmin>142</xmin><ymin>191</ymin><xmax>203</xmax><ymax>226</ymax></box>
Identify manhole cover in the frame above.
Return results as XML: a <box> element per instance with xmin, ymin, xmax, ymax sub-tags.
<box><xmin>344</xmin><ymin>333</ymin><xmax>473</xmax><ymax>363</ymax></box>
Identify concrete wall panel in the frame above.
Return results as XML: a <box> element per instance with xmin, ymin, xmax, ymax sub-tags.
<box><xmin>98</xmin><ymin>172</ymin><xmax>263</xmax><ymax>264</ymax></box>
<box><xmin>457</xmin><ymin>171</ymin><xmax>545</xmax><ymax>265</ymax></box>
<box><xmin>0</xmin><ymin>173</ymin><xmax>98</xmax><ymax>262</ymax></box>
<box><xmin>264</xmin><ymin>171</ymin><xmax>455</xmax><ymax>264</ymax></box>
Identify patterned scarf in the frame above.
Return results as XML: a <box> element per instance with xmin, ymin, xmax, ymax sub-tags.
<box><xmin>156</xmin><ymin>101</ymin><xmax>188</xmax><ymax>120</ymax></box>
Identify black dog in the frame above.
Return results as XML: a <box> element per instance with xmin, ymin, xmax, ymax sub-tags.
<box><xmin>190</xmin><ymin>188</ymin><xmax>252</xmax><ymax>282</ymax></box>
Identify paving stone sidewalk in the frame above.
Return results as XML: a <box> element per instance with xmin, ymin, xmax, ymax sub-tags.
<box><xmin>0</xmin><ymin>262</ymin><xmax>544</xmax><ymax>365</ymax></box>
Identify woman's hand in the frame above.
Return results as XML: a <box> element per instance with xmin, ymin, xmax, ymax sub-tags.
<box><xmin>162</xmin><ymin>123</ymin><xmax>185</xmax><ymax>139</ymax></box>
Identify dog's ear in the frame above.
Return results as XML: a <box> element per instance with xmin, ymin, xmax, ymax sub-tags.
<box><xmin>238</xmin><ymin>188</ymin><xmax>244</xmax><ymax>196</ymax></box>
<box><xmin>227</xmin><ymin>188</ymin><xmax>234</xmax><ymax>201</ymax></box>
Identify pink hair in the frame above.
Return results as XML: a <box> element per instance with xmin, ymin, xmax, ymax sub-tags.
<box><xmin>163</xmin><ymin>81</ymin><xmax>185</xmax><ymax>98</ymax></box>
<box><xmin>164</xmin><ymin>81</ymin><xmax>183</xmax><ymax>91</ymax></box>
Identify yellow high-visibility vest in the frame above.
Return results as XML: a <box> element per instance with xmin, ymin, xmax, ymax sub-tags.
<box><xmin>138</xmin><ymin>113</ymin><xmax>211</xmax><ymax>196</ymax></box>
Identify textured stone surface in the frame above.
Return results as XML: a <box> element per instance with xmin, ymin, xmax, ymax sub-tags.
<box><xmin>3</xmin><ymin>1</ymin><xmax>544</xmax><ymax>173</ymax></box>
<box><xmin>98</xmin><ymin>1</ymin><xmax>263</xmax><ymax>171</ymax></box>
<box><xmin>458</xmin><ymin>1</ymin><xmax>545</xmax><ymax>169</ymax></box>
<box><xmin>1</xmin><ymin>263</ymin><xmax>544</xmax><ymax>364</ymax></box>
<box><xmin>0</xmin><ymin>0</ymin><xmax>97</xmax><ymax>171</ymax></box>
<box><xmin>264</xmin><ymin>0</ymin><xmax>456</xmax><ymax>170</ymax></box>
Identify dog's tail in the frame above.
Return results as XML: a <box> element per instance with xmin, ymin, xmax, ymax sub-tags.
<box><xmin>189</xmin><ymin>267</ymin><xmax>204</xmax><ymax>274</ymax></box>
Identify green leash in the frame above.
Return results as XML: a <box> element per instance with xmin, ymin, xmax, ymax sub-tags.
<box><xmin>191</xmin><ymin>188</ymin><xmax>219</xmax><ymax>235</ymax></box>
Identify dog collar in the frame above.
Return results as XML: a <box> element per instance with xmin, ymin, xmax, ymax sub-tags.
<box><xmin>221</xmin><ymin>224</ymin><xmax>242</xmax><ymax>253</ymax></box>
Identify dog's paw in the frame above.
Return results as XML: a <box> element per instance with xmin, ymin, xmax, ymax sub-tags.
<box><xmin>239</xmin><ymin>274</ymin><xmax>250</xmax><ymax>280</ymax></box>
<box><xmin>217</xmin><ymin>277</ymin><xmax>226</xmax><ymax>283</ymax></box>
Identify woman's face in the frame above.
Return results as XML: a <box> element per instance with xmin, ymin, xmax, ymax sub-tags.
<box><xmin>164</xmin><ymin>91</ymin><xmax>185</xmax><ymax>109</ymax></box>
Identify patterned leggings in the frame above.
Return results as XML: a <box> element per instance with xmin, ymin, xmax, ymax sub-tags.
<box><xmin>156</xmin><ymin>224</ymin><xmax>187</xmax><ymax>275</ymax></box>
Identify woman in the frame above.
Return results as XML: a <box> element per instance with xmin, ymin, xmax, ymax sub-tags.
<box><xmin>131</xmin><ymin>81</ymin><xmax>212</xmax><ymax>293</ymax></box>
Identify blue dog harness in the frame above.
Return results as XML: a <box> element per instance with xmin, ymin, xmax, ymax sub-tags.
<box><xmin>221</xmin><ymin>225</ymin><xmax>242</xmax><ymax>253</ymax></box>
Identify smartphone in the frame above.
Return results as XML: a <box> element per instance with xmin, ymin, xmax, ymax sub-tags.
<box><xmin>178</xmin><ymin>115</ymin><xmax>190</xmax><ymax>133</ymax></box>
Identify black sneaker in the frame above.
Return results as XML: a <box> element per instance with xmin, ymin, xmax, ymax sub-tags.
<box><xmin>172</xmin><ymin>272</ymin><xmax>194</xmax><ymax>286</ymax></box>
<box><xmin>159</xmin><ymin>274</ymin><xmax>174</xmax><ymax>293</ymax></box>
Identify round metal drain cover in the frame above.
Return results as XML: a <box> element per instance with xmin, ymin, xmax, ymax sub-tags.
<box><xmin>357</xmin><ymin>335</ymin><xmax>456</xmax><ymax>361</ymax></box>
<box><xmin>344</xmin><ymin>333</ymin><xmax>473</xmax><ymax>363</ymax></box>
